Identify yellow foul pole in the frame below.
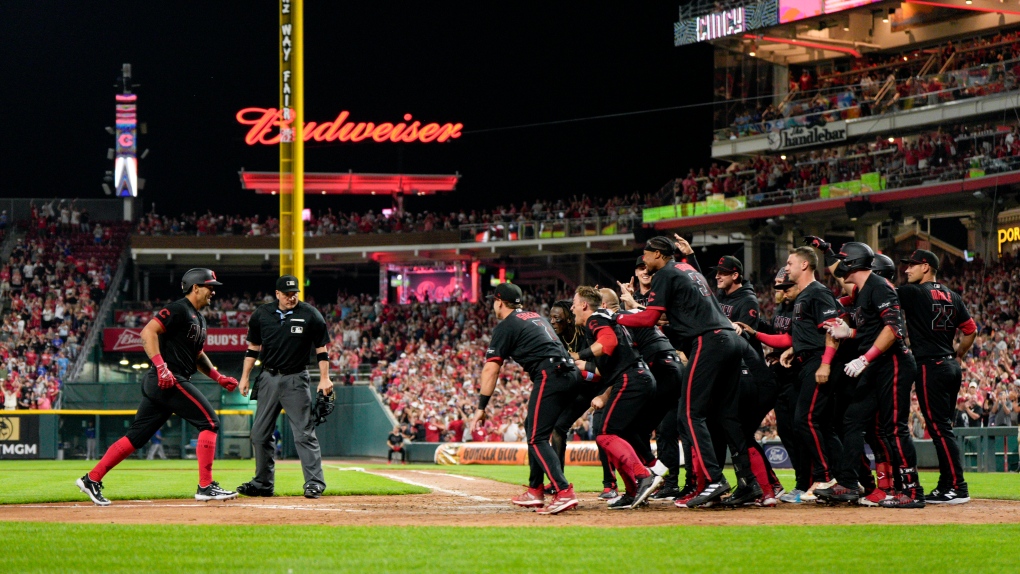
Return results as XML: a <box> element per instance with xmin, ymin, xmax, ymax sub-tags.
<box><xmin>279</xmin><ymin>0</ymin><xmax>304</xmax><ymax>296</ymax></box>
<box><xmin>292</xmin><ymin>0</ymin><xmax>305</xmax><ymax>298</ymax></box>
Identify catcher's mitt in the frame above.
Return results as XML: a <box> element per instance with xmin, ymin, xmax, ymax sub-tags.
<box><xmin>312</xmin><ymin>390</ymin><xmax>335</xmax><ymax>426</ymax></box>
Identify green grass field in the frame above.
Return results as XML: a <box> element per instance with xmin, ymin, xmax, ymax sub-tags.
<box><xmin>1</xmin><ymin>522</ymin><xmax>1017</xmax><ymax>573</ymax></box>
<box><xmin>2</xmin><ymin>461</ymin><xmax>1018</xmax><ymax>573</ymax></box>
<box><xmin>0</xmin><ymin>460</ymin><xmax>427</xmax><ymax>504</ymax></box>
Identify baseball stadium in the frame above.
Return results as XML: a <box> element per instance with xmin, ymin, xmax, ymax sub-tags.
<box><xmin>3</xmin><ymin>2</ymin><xmax>1020</xmax><ymax>572</ymax></box>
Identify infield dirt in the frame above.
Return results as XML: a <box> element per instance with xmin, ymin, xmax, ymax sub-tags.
<box><xmin>2</xmin><ymin>467</ymin><xmax>1016</xmax><ymax>527</ymax></box>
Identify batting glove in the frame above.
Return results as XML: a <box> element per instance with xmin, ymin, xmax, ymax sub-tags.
<box><xmin>803</xmin><ymin>235</ymin><xmax>831</xmax><ymax>252</ymax></box>
<box><xmin>210</xmin><ymin>369</ymin><xmax>238</xmax><ymax>392</ymax></box>
<box><xmin>152</xmin><ymin>354</ymin><xmax>177</xmax><ymax>389</ymax></box>
<box><xmin>824</xmin><ymin>318</ymin><xmax>856</xmax><ymax>340</ymax></box>
<box><xmin>844</xmin><ymin>355</ymin><xmax>869</xmax><ymax>378</ymax></box>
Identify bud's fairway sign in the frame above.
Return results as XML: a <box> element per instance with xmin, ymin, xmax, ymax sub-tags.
<box><xmin>0</xmin><ymin>416</ymin><xmax>40</xmax><ymax>459</ymax></box>
<box><xmin>767</xmin><ymin>121</ymin><xmax>847</xmax><ymax>151</ymax></box>
<box><xmin>236</xmin><ymin>108</ymin><xmax>463</xmax><ymax>145</ymax></box>
<box><xmin>104</xmin><ymin>328</ymin><xmax>249</xmax><ymax>352</ymax></box>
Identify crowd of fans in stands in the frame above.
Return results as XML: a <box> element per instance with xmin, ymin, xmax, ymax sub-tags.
<box><xmin>677</xmin><ymin>121</ymin><xmax>1020</xmax><ymax>207</ymax></box>
<box><xmin>134</xmin><ymin>194</ymin><xmax>649</xmax><ymax>238</ymax></box>
<box><xmin>1</xmin><ymin>202</ymin><xmax>128</xmax><ymax>410</ymax></box>
<box><xmin>722</xmin><ymin>29</ymin><xmax>1020</xmax><ymax>139</ymax></box>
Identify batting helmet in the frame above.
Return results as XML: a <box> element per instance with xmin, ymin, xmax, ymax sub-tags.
<box><xmin>835</xmin><ymin>242</ymin><xmax>875</xmax><ymax>278</ymax></box>
<box><xmin>181</xmin><ymin>268</ymin><xmax>223</xmax><ymax>294</ymax></box>
<box><xmin>871</xmin><ymin>253</ymin><xmax>896</xmax><ymax>281</ymax></box>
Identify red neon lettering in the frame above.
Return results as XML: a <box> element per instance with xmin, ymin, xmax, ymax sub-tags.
<box><xmin>235</xmin><ymin>107</ymin><xmax>463</xmax><ymax>145</ymax></box>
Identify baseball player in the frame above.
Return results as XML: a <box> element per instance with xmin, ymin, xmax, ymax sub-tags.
<box><xmin>898</xmin><ymin>250</ymin><xmax>976</xmax><ymax>504</ymax></box>
<box><xmin>471</xmin><ymin>282</ymin><xmax>582</xmax><ymax>515</ymax></box>
<box><xmin>237</xmin><ymin>275</ymin><xmax>333</xmax><ymax>499</ymax></box>
<box><xmin>616</xmin><ymin>236</ymin><xmax>760</xmax><ymax>508</ymax></box>
<box><xmin>549</xmin><ymin>300</ymin><xmax>619</xmax><ymax>500</ymax></box>
<box><xmin>780</xmin><ymin>247</ymin><xmax>843</xmax><ymax>501</ymax></box>
<box><xmin>620</xmin><ymin>255</ymin><xmax>700</xmax><ymax>504</ymax></box>
<box><xmin>572</xmin><ymin>285</ymin><xmax>663</xmax><ymax>509</ymax></box>
<box><xmin>76</xmin><ymin>268</ymin><xmax>239</xmax><ymax>506</ymax></box>
<box><xmin>823</xmin><ymin>242</ymin><xmax>923</xmax><ymax>508</ymax></box>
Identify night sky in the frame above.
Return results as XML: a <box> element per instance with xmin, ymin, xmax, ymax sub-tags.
<box><xmin>2</xmin><ymin>2</ymin><xmax>714</xmax><ymax>217</ymax></box>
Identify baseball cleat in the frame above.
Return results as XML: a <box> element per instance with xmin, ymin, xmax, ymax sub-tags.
<box><xmin>926</xmin><ymin>487</ymin><xmax>970</xmax><ymax>505</ymax></box>
<box><xmin>543</xmin><ymin>483</ymin><xmax>556</xmax><ymax>496</ymax></box>
<box><xmin>608</xmin><ymin>494</ymin><xmax>636</xmax><ymax>509</ymax></box>
<box><xmin>236</xmin><ymin>482</ymin><xmax>274</xmax><ymax>497</ymax></box>
<box><xmin>304</xmin><ymin>484</ymin><xmax>324</xmax><ymax>499</ymax></box>
<box><xmin>814</xmin><ymin>483</ymin><xmax>860</xmax><ymax>503</ymax></box>
<box><xmin>76</xmin><ymin>474</ymin><xmax>111</xmax><ymax>506</ymax></box>
<box><xmin>196</xmin><ymin>481</ymin><xmax>238</xmax><ymax>501</ymax></box>
<box><xmin>649</xmin><ymin>486</ymin><xmax>682</xmax><ymax>501</ymax></box>
<box><xmin>779</xmin><ymin>488</ymin><xmax>807</xmax><ymax>504</ymax></box>
<box><xmin>721</xmin><ymin>478</ymin><xmax>762</xmax><ymax>507</ymax></box>
<box><xmin>598</xmin><ymin>485</ymin><xmax>619</xmax><ymax>500</ymax></box>
<box><xmin>859</xmin><ymin>488</ymin><xmax>893</xmax><ymax>507</ymax></box>
<box><xmin>686</xmin><ymin>478</ymin><xmax>731</xmax><ymax>509</ymax></box>
<box><xmin>536</xmin><ymin>486</ymin><xmax>578</xmax><ymax>515</ymax></box>
<box><xmin>772</xmin><ymin>486</ymin><xmax>786</xmax><ymax>500</ymax></box>
<box><xmin>631</xmin><ymin>473</ymin><xmax>664</xmax><ymax>508</ymax></box>
<box><xmin>511</xmin><ymin>486</ymin><xmax>545</xmax><ymax>507</ymax></box>
<box><xmin>648</xmin><ymin>459</ymin><xmax>669</xmax><ymax>477</ymax></box>
<box><xmin>879</xmin><ymin>492</ymin><xmax>926</xmax><ymax>509</ymax></box>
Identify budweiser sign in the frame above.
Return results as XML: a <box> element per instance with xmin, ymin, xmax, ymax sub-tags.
<box><xmin>104</xmin><ymin>328</ymin><xmax>250</xmax><ymax>352</ymax></box>
<box><xmin>236</xmin><ymin>107</ymin><xmax>464</xmax><ymax>146</ymax></box>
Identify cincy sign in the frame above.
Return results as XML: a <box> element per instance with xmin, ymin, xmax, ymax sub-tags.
<box><xmin>236</xmin><ymin>107</ymin><xmax>463</xmax><ymax>145</ymax></box>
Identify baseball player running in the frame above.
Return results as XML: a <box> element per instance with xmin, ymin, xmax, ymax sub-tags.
<box><xmin>472</xmin><ymin>283</ymin><xmax>582</xmax><ymax>515</ymax></box>
<box><xmin>237</xmin><ymin>275</ymin><xmax>334</xmax><ymax>499</ymax></box>
<box><xmin>572</xmin><ymin>286</ymin><xmax>663</xmax><ymax>509</ymax></box>
<box><xmin>898</xmin><ymin>250</ymin><xmax>976</xmax><ymax>504</ymax></box>
<box><xmin>76</xmin><ymin>268</ymin><xmax>239</xmax><ymax>505</ymax></box>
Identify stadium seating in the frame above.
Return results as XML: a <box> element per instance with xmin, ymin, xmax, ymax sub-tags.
<box><xmin>1</xmin><ymin>216</ymin><xmax>130</xmax><ymax>410</ymax></box>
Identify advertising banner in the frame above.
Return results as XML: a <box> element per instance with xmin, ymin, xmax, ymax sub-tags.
<box><xmin>767</xmin><ymin>121</ymin><xmax>847</xmax><ymax>151</ymax></box>
<box><xmin>434</xmin><ymin>441</ymin><xmax>673</xmax><ymax>466</ymax></box>
<box><xmin>674</xmin><ymin>0</ymin><xmax>779</xmax><ymax>46</ymax></box>
<box><xmin>103</xmin><ymin>328</ymin><xmax>249</xmax><ymax>352</ymax></box>
<box><xmin>0</xmin><ymin>415</ymin><xmax>41</xmax><ymax>459</ymax></box>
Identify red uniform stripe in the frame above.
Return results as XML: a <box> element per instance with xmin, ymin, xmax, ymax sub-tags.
<box><xmin>684</xmin><ymin>337</ymin><xmax>712</xmax><ymax>480</ymax></box>
<box><xmin>806</xmin><ymin>383</ymin><xmax>830</xmax><ymax>479</ymax></box>
<box><xmin>920</xmin><ymin>364</ymin><xmax>959</xmax><ymax>488</ymax></box>
<box><xmin>601</xmin><ymin>373</ymin><xmax>628</xmax><ymax>435</ymax></box>
<box><xmin>528</xmin><ymin>370</ymin><xmax>559</xmax><ymax>493</ymax></box>
<box><xmin>176</xmin><ymin>383</ymin><xmax>215</xmax><ymax>429</ymax></box>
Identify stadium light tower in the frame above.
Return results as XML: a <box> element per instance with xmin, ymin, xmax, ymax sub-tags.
<box><xmin>113</xmin><ymin>63</ymin><xmax>141</xmax><ymax>221</ymax></box>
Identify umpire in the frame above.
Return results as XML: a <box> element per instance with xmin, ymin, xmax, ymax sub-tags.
<box><xmin>237</xmin><ymin>275</ymin><xmax>334</xmax><ymax>499</ymax></box>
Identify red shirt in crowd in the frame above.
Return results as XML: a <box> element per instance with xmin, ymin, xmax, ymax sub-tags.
<box><xmin>425</xmin><ymin>422</ymin><xmax>442</xmax><ymax>442</ymax></box>
<box><xmin>448</xmin><ymin>419</ymin><xmax>465</xmax><ymax>442</ymax></box>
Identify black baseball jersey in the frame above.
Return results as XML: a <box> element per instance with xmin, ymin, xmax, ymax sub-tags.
<box><xmin>634</xmin><ymin>290</ymin><xmax>685</xmax><ymax>350</ymax></box>
<box><xmin>852</xmin><ymin>273</ymin><xmax>907</xmax><ymax>354</ymax></box>
<box><xmin>645</xmin><ymin>260</ymin><xmax>733</xmax><ymax>341</ymax></box>
<box><xmin>582</xmin><ymin>310</ymin><xmax>643</xmax><ymax>383</ymax></box>
<box><xmin>791</xmin><ymin>281</ymin><xmax>841</xmax><ymax>354</ymax></box>
<box><xmin>761</xmin><ymin>301</ymin><xmax>793</xmax><ymax>363</ymax></box>
<box><xmin>152</xmin><ymin>298</ymin><xmax>207</xmax><ymax>378</ymax></box>
<box><xmin>835</xmin><ymin>288</ymin><xmax>863</xmax><ymax>359</ymax></box>
<box><xmin>717</xmin><ymin>284</ymin><xmax>764</xmax><ymax>357</ymax></box>
<box><xmin>898</xmin><ymin>281</ymin><xmax>973</xmax><ymax>358</ymax></box>
<box><xmin>485</xmin><ymin>309</ymin><xmax>572</xmax><ymax>382</ymax></box>
<box><xmin>247</xmin><ymin>301</ymin><xmax>330</xmax><ymax>372</ymax></box>
<box><xmin>617</xmin><ymin>308</ymin><xmax>674</xmax><ymax>363</ymax></box>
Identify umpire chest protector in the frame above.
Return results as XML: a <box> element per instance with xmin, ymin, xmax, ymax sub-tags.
<box><xmin>247</xmin><ymin>301</ymin><xmax>329</xmax><ymax>372</ymax></box>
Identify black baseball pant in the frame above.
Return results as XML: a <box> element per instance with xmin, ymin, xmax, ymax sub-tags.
<box><xmin>680</xmin><ymin>330</ymin><xmax>751</xmax><ymax>484</ymax></box>
<box><xmin>552</xmin><ymin>383</ymin><xmax>614</xmax><ymax>488</ymax></box>
<box><xmin>871</xmin><ymin>352</ymin><xmax>921</xmax><ymax>495</ymax></box>
<box><xmin>647</xmin><ymin>350</ymin><xmax>683</xmax><ymax>489</ymax></box>
<box><xmin>125</xmin><ymin>370</ymin><xmax>219</xmax><ymax>449</ymax></box>
<box><xmin>916</xmin><ymin>356</ymin><xmax>965</xmax><ymax>491</ymax></box>
<box><xmin>737</xmin><ymin>347</ymin><xmax>780</xmax><ymax>493</ymax></box>
<box><xmin>525</xmin><ymin>367</ymin><xmax>582</xmax><ymax>492</ymax></box>
<box><xmin>793</xmin><ymin>353</ymin><xmax>842</xmax><ymax>484</ymax></box>
<box><xmin>773</xmin><ymin>364</ymin><xmax>809</xmax><ymax>491</ymax></box>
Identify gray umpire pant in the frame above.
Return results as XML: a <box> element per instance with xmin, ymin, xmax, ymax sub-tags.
<box><xmin>250</xmin><ymin>370</ymin><xmax>326</xmax><ymax>490</ymax></box>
